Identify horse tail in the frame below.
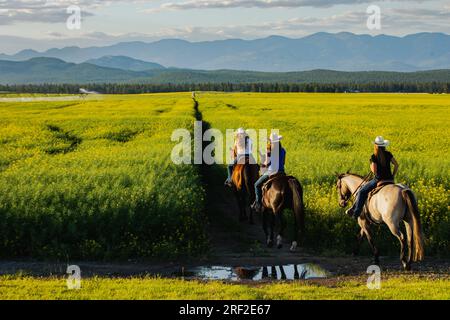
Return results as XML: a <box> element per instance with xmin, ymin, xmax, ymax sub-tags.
<box><xmin>232</xmin><ymin>164</ymin><xmax>243</xmax><ymax>190</ymax></box>
<box><xmin>288</xmin><ymin>178</ymin><xmax>305</xmax><ymax>242</ymax></box>
<box><xmin>402</xmin><ymin>189</ymin><xmax>425</xmax><ymax>262</ymax></box>
<box><xmin>244</xmin><ymin>165</ymin><xmax>257</xmax><ymax>203</ymax></box>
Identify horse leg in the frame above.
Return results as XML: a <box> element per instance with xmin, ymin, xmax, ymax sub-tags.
<box><xmin>276</xmin><ymin>212</ymin><xmax>285</xmax><ymax>249</ymax></box>
<box><xmin>262</xmin><ymin>210</ymin><xmax>268</xmax><ymax>242</ymax></box>
<box><xmin>237</xmin><ymin>193</ymin><xmax>247</xmax><ymax>222</ymax></box>
<box><xmin>244</xmin><ymin>167</ymin><xmax>255</xmax><ymax>225</ymax></box>
<box><xmin>268</xmin><ymin>213</ymin><xmax>275</xmax><ymax>248</ymax></box>
<box><xmin>248</xmin><ymin>205</ymin><xmax>254</xmax><ymax>225</ymax></box>
<box><xmin>403</xmin><ymin>219</ymin><xmax>413</xmax><ymax>271</ymax></box>
<box><xmin>241</xmin><ymin>194</ymin><xmax>248</xmax><ymax>221</ymax></box>
<box><xmin>359</xmin><ymin>218</ymin><xmax>380</xmax><ymax>265</ymax></box>
<box><xmin>387</xmin><ymin>223</ymin><xmax>408</xmax><ymax>270</ymax></box>
<box><xmin>241</xmin><ymin>195</ymin><xmax>249</xmax><ymax>222</ymax></box>
<box><xmin>352</xmin><ymin>228</ymin><xmax>365</xmax><ymax>256</ymax></box>
<box><xmin>262</xmin><ymin>210</ymin><xmax>273</xmax><ymax>247</ymax></box>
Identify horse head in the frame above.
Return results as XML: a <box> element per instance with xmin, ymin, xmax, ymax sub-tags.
<box><xmin>336</xmin><ymin>173</ymin><xmax>351</xmax><ymax>208</ymax></box>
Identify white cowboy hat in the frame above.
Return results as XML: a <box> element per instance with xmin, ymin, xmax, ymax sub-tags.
<box><xmin>269</xmin><ymin>132</ymin><xmax>283</xmax><ymax>143</ymax></box>
<box><xmin>235</xmin><ymin>127</ymin><xmax>246</xmax><ymax>135</ymax></box>
<box><xmin>373</xmin><ymin>136</ymin><xmax>390</xmax><ymax>147</ymax></box>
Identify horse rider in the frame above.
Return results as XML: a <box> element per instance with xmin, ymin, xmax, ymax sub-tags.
<box><xmin>224</xmin><ymin>128</ymin><xmax>254</xmax><ymax>187</ymax></box>
<box><xmin>251</xmin><ymin>133</ymin><xmax>286</xmax><ymax>212</ymax></box>
<box><xmin>346</xmin><ymin>136</ymin><xmax>399</xmax><ymax>219</ymax></box>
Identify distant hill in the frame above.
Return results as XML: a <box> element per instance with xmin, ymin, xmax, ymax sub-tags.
<box><xmin>0</xmin><ymin>57</ymin><xmax>148</xmax><ymax>84</ymax></box>
<box><xmin>85</xmin><ymin>56</ymin><xmax>165</xmax><ymax>71</ymax></box>
<box><xmin>0</xmin><ymin>57</ymin><xmax>449</xmax><ymax>85</ymax></box>
<box><xmin>1</xmin><ymin>32</ymin><xmax>450</xmax><ymax>72</ymax></box>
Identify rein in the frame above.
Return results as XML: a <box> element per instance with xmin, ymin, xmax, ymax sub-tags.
<box><xmin>342</xmin><ymin>172</ymin><xmax>373</xmax><ymax>205</ymax></box>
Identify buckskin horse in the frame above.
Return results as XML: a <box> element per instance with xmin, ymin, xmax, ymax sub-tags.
<box><xmin>336</xmin><ymin>172</ymin><xmax>425</xmax><ymax>270</ymax></box>
<box><xmin>260</xmin><ymin>174</ymin><xmax>305</xmax><ymax>251</ymax></box>
<box><xmin>231</xmin><ymin>158</ymin><xmax>259</xmax><ymax>223</ymax></box>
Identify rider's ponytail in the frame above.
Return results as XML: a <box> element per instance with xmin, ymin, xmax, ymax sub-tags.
<box><xmin>375</xmin><ymin>146</ymin><xmax>387</xmax><ymax>168</ymax></box>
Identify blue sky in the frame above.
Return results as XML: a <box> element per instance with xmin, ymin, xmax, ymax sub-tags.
<box><xmin>0</xmin><ymin>0</ymin><xmax>449</xmax><ymax>53</ymax></box>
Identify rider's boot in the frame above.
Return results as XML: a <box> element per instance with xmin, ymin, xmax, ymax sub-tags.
<box><xmin>224</xmin><ymin>165</ymin><xmax>234</xmax><ymax>187</ymax></box>
<box><xmin>251</xmin><ymin>200</ymin><xmax>262</xmax><ymax>213</ymax></box>
<box><xmin>345</xmin><ymin>205</ymin><xmax>355</xmax><ymax>217</ymax></box>
<box><xmin>224</xmin><ymin>178</ymin><xmax>233</xmax><ymax>187</ymax></box>
<box><xmin>346</xmin><ymin>205</ymin><xmax>361</xmax><ymax>219</ymax></box>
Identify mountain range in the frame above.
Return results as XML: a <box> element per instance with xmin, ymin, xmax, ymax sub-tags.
<box><xmin>1</xmin><ymin>57</ymin><xmax>449</xmax><ymax>85</ymax></box>
<box><xmin>1</xmin><ymin>32</ymin><xmax>450</xmax><ymax>72</ymax></box>
<box><xmin>85</xmin><ymin>56</ymin><xmax>165</xmax><ymax>71</ymax></box>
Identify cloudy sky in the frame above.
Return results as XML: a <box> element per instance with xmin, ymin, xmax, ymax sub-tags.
<box><xmin>0</xmin><ymin>0</ymin><xmax>449</xmax><ymax>53</ymax></box>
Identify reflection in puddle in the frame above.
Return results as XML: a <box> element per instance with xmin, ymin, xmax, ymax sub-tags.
<box><xmin>181</xmin><ymin>264</ymin><xmax>330</xmax><ymax>281</ymax></box>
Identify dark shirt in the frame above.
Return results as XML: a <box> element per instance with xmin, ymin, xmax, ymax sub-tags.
<box><xmin>370</xmin><ymin>151</ymin><xmax>394</xmax><ymax>180</ymax></box>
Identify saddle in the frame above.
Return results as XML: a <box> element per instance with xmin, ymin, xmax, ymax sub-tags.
<box><xmin>262</xmin><ymin>173</ymin><xmax>293</xmax><ymax>194</ymax></box>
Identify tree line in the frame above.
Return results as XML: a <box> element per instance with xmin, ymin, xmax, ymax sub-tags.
<box><xmin>1</xmin><ymin>82</ymin><xmax>449</xmax><ymax>94</ymax></box>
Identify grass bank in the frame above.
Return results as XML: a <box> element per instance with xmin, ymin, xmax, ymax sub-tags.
<box><xmin>0</xmin><ymin>274</ymin><xmax>448</xmax><ymax>300</ymax></box>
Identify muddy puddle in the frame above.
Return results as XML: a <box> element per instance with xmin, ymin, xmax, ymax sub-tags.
<box><xmin>176</xmin><ymin>263</ymin><xmax>330</xmax><ymax>281</ymax></box>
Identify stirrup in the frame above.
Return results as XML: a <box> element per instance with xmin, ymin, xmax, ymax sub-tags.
<box><xmin>251</xmin><ymin>201</ymin><xmax>262</xmax><ymax>212</ymax></box>
<box><xmin>345</xmin><ymin>208</ymin><xmax>355</xmax><ymax>217</ymax></box>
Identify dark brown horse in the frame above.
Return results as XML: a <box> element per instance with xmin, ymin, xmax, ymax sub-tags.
<box><xmin>261</xmin><ymin>174</ymin><xmax>305</xmax><ymax>250</ymax></box>
<box><xmin>231</xmin><ymin>161</ymin><xmax>260</xmax><ymax>223</ymax></box>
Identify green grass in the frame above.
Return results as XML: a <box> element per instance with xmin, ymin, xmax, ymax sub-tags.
<box><xmin>0</xmin><ymin>275</ymin><xmax>448</xmax><ymax>300</ymax></box>
<box><xmin>0</xmin><ymin>93</ymin><xmax>207</xmax><ymax>259</ymax></box>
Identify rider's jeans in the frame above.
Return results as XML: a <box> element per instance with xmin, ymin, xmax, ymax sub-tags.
<box><xmin>255</xmin><ymin>173</ymin><xmax>270</xmax><ymax>203</ymax></box>
<box><xmin>353</xmin><ymin>178</ymin><xmax>378</xmax><ymax>216</ymax></box>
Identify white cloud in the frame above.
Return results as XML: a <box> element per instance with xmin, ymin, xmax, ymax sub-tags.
<box><xmin>148</xmin><ymin>0</ymin><xmax>425</xmax><ymax>12</ymax></box>
<box><xmin>142</xmin><ymin>7</ymin><xmax>450</xmax><ymax>38</ymax></box>
<box><xmin>0</xmin><ymin>0</ymin><xmax>153</xmax><ymax>24</ymax></box>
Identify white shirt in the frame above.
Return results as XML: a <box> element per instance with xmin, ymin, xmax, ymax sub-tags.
<box><xmin>236</xmin><ymin>137</ymin><xmax>253</xmax><ymax>156</ymax></box>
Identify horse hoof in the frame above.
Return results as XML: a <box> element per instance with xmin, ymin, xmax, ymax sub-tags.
<box><xmin>276</xmin><ymin>235</ymin><xmax>283</xmax><ymax>249</ymax></box>
<box><xmin>267</xmin><ymin>240</ymin><xmax>273</xmax><ymax>248</ymax></box>
<box><xmin>403</xmin><ymin>263</ymin><xmax>411</xmax><ymax>271</ymax></box>
<box><xmin>290</xmin><ymin>241</ymin><xmax>298</xmax><ymax>252</ymax></box>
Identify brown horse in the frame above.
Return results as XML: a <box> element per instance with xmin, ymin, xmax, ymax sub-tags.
<box><xmin>336</xmin><ymin>173</ymin><xmax>425</xmax><ymax>270</ymax></box>
<box><xmin>231</xmin><ymin>161</ymin><xmax>260</xmax><ymax>223</ymax></box>
<box><xmin>261</xmin><ymin>174</ymin><xmax>305</xmax><ymax>251</ymax></box>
